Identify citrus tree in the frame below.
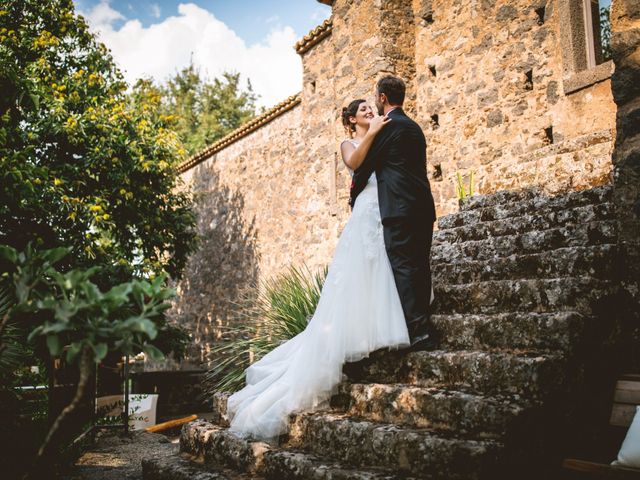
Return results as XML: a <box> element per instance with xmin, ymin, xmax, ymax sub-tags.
<box><xmin>0</xmin><ymin>0</ymin><xmax>196</xmax><ymax>283</ymax></box>
<box><xmin>0</xmin><ymin>0</ymin><xmax>197</xmax><ymax>470</ymax></box>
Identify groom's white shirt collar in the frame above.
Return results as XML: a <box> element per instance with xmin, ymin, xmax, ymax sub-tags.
<box><xmin>387</xmin><ymin>106</ymin><xmax>401</xmax><ymax>115</ymax></box>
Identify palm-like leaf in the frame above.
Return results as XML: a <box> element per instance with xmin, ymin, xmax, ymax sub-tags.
<box><xmin>205</xmin><ymin>265</ymin><xmax>327</xmax><ymax>394</ymax></box>
<box><xmin>0</xmin><ymin>286</ymin><xmax>23</xmax><ymax>379</ymax></box>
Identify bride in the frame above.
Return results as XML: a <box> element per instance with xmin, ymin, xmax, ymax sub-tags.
<box><xmin>226</xmin><ymin>99</ymin><xmax>411</xmax><ymax>440</ymax></box>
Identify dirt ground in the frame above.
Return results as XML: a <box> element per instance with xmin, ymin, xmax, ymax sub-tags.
<box><xmin>65</xmin><ymin>429</ymin><xmax>179</xmax><ymax>480</ymax></box>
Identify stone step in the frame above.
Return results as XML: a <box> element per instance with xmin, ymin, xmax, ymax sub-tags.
<box><xmin>179</xmin><ymin>419</ymin><xmax>419</xmax><ymax>479</ymax></box>
<box><xmin>212</xmin><ymin>392</ymin><xmax>230</xmax><ymax>426</ymax></box>
<box><xmin>180</xmin><ymin>419</ymin><xmax>271</xmax><ymax>474</ymax></box>
<box><xmin>432</xmin><ymin>245</ymin><xmax>617</xmax><ymax>284</ymax></box>
<box><xmin>441</xmin><ymin>185</ymin><xmax>612</xmax><ymax>229</ymax></box>
<box><xmin>142</xmin><ymin>454</ymin><xmax>257</xmax><ymax>480</ymax></box>
<box><xmin>287</xmin><ymin>413</ymin><xmax>503</xmax><ymax>479</ymax></box>
<box><xmin>432</xmin><ymin>277</ymin><xmax>615</xmax><ymax>315</ymax></box>
<box><xmin>457</xmin><ymin>185</ymin><xmax>612</xmax><ymax>213</ymax></box>
<box><xmin>330</xmin><ymin>383</ymin><xmax>532</xmax><ymax>437</ymax></box>
<box><xmin>262</xmin><ymin>450</ymin><xmax>418</xmax><ymax>480</ymax></box>
<box><xmin>431</xmin><ymin>221</ymin><xmax>617</xmax><ymax>264</ymax></box>
<box><xmin>344</xmin><ymin>349</ymin><xmax>564</xmax><ymax>398</ymax></box>
<box><xmin>431</xmin><ymin>311</ymin><xmax>589</xmax><ymax>352</ymax></box>
<box><xmin>457</xmin><ymin>188</ymin><xmax>541</xmax><ymax>212</ymax></box>
<box><xmin>434</xmin><ymin>202</ymin><xmax>614</xmax><ymax>245</ymax></box>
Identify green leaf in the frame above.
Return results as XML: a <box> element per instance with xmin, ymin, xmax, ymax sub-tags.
<box><xmin>66</xmin><ymin>342</ymin><xmax>83</xmax><ymax>363</ymax></box>
<box><xmin>46</xmin><ymin>335</ymin><xmax>62</xmax><ymax>356</ymax></box>
<box><xmin>125</xmin><ymin>317</ymin><xmax>158</xmax><ymax>339</ymax></box>
<box><xmin>143</xmin><ymin>343</ymin><xmax>164</xmax><ymax>361</ymax></box>
<box><xmin>42</xmin><ymin>247</ymin><xmax>69</xmax><ymax>266</ymax></box>
<box><xmin>29</xmin><ymin>93</ymin><xmax>40</xmax><ymax>111</ymax></box>
<box><xmin>41</xmin><ymin>322</ymin><xmax>70</xmax><ymax>334</ymax></box>
<box><xmin>92</xmin><ymin>343</ymin><xmax>108</xmax><ymax>362</ymax></box>
<box><xmin>0</xmin><ymin>245</ymin><xmax>17</xmax><ymax>264</ymax></box>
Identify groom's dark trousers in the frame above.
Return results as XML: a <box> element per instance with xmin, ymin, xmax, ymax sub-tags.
<box><xmin>349</xmin><ymin>107</ymin><xmax>436</xmax><ymax>341</ymax></box>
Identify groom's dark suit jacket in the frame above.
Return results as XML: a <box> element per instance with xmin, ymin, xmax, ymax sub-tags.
<box><xmin>349</xmin><ymin>107</ymin><xmax>436</xmax><ymax>340</ymax></box>
<box><xmin>349</xmin><ymin>107</ymin><xmax>436</xmax><ymax>222</ymax></box>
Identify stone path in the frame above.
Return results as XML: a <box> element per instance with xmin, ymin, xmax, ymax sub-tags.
<box><xmin>66</xmin><ymin>430</ymin><xmax>178</xmax><ymax>480</ymax></box>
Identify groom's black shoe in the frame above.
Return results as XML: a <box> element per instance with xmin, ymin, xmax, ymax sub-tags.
<box><xmin>407</xmin><ymin>313</ymin><xmax>438</xmax><ymax>351</ymax></box>
<box><xmin>409</xmin><ymin>332</ymin><xmax>438</xmax><ymax>351</ymax></box>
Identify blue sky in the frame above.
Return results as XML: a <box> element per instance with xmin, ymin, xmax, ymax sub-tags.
<box><xmin>74</xmin><ymin>1</ymin><xmax>331</xmax><ymax>107</ymax></box>
<box><xmin>75</xmin><ymin>1</ymin><xmax>331</xmax><ymax>45</ymax></box>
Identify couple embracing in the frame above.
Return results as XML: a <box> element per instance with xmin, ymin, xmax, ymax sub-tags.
<box><xmin>226</xmin><ymin>75</ymin><xmax>437</xmax><ymax>440</ymax></box>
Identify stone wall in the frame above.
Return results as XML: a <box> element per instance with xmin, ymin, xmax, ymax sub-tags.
<box><xmin>610</xmin><ymin>0</ymin><xmax>640</xmax><ymax>369</ymax></box>
<box><xmin>413</xmin><ymin>0</ymin><xmax>616</xmax><ymax>214</ymax></box>
<box><xmin>170</xmin><ymin>0</ymin><xmax>620</xmax><ymax>365</ymax></box>
<box><xmin>171</xmin><ymin>99</ymin><xmax>346</xmax><ymax>365</ymax></box>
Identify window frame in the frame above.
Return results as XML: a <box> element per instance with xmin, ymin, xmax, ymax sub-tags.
<box><xmin>558</xmin><ymin>0</ymin><xmax>613</xmax><ymax>95</ymax></box>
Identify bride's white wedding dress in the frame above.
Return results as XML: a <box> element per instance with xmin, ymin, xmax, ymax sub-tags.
<box><xmin>226</xmin><ymin>139</ymin><xmax>411</xmax><ymax>440</ymax></box>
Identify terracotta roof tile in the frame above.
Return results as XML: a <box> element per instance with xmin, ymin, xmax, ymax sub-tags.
<box><xmin>178</xmin><ymin>93</ymin><xmax>302</xmax><ymax>173</ymax></box>
<box><xmin>294</xmin><ymin>19</ymin><xmax>332</xmax><ymax>55</ymax></box>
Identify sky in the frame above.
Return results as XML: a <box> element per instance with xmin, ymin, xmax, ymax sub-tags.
<box><xmin>73</xmin><ymin>1</ymin><xmax>332</xmax><ymax>108</ymax></box>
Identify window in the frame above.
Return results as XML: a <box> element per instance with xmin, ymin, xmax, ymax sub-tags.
<box><xmin>583</xmin><ymin>0</ymin><xmax>612</xmax><ymax>67</ymax></box>
<box><xmin>558</xmin><ymin>0</ymin><xmax>613</xmax><ymax>94</ymax></box>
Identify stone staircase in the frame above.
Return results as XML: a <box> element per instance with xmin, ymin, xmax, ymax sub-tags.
<box><xmin>142</xmin><ymin>185</ymin><xmax>619</xmax><ymax>479</ymax></box>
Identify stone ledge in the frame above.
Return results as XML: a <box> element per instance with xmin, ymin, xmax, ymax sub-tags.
<box><xmin>294</xmin><ymin>19</ymin><xmax>333</xmax><ymax>55</ymax></box>
<box><xmin>178</xmin><ymin>93</ymin><xmax>302</xmax><ymax>173</ymax></box>
<box><xmin>348</xmin><ymin>349</ymin><xmax>565</xmax><ymax>397</ymax></box>
<box><xmin>563</xmin><ymin>61</ymin><xmax>614</xmax><ymax>95</ymax></box>
<box><xmin>332</xmin><ymin>382</ymin><xmax>529</xmax><ymax>436</ymax></box>
<box><xmin>287</xmin><ymin>412</ymin><xmax>504</xmax><ymax>478</ymax></box>
<box><xmin>142</xmin><ymin>455</ymin><xmax>232</xmax><ymax>480</ymax></box>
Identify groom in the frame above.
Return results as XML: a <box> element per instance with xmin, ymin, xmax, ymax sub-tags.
<box><xmin>350</xmin><ymin>75</ymin><xmax>437</xmax><ymax>349</ymax></box>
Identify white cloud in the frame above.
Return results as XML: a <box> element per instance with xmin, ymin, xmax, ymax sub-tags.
<box><xmin>81</xmin><ymin>1</ymin><xmax>302</xmax><ymax>108</ymax></box>
<box><xmin>150</xmin><ymin>3</ymin><xmax>161</xmax><ymax>19</ymax></box>
<box><xmin>84</xmin><ymin>0</ymin><xmax>124</xmax><ymax>25</ymax></box>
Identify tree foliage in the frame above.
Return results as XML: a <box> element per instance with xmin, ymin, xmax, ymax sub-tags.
<box><xmin>131</xmin><ymin>65</ymin><xmax>259</xmax><ymax>157</ymax></box>
<box><xmin>0</xmin><ymin>244</ymin><xmax>177</xmax><ymax>465</ymax></box>
<box><xmin>600</xmin><ymin>6</ymin><xmax>612</xmax><ymax>61</ymax></box>
<box><xmin>0</xmin><ymin>0</ymin><xmax>196</xmax><ymax>284</ymax></box>
<box><xmin>0</xmin><ymin>0</ymin><xmax>198</xmax><ymax>468</ymax></box>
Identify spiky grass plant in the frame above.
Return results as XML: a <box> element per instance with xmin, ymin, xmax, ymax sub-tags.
<box><xmin>205</xmin><ymin>264</ymin><xmax>327</xmax><ymax>394</ymax></box>
<box><xmin>455</xmin><ymin>170</ymin><xmax>475</xmax><ymax>200</ymax></box>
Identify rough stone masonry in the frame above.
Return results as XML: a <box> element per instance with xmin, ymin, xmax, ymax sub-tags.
<box><xmin>169</xmin><ymin>0</ymin><xmax>631</xmax><ymax>366</ymax></box>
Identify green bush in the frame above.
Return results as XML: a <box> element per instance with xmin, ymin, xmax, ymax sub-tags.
<box><xmin>0</xmin><ymin>243</ymin><xmax>180</xmax><ymax>471</ymax></box>
<box><xmin>205</xmin><ymin>265</ymin><xmax>327</xmax><ymax>394</ymax></box>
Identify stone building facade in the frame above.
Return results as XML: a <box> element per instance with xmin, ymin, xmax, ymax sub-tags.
<box><xmin>172</xmin><ymin>0</ymin><xmax>623</xmax><ymax>365</ymax></box>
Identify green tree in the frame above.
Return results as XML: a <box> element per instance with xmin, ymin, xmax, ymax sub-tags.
<box><xmin>132</xmin><ymin>64</ymin><xmax>259</xmax><ymax>156</ymax></box>
<box><xmin>600</xmin><ymin>6</ymin><xmax>612</xmax><ymax>61</ymax></box>
<box><xmin>0</xmin><ymin>244</ymin><xmax>177</xmax><ymax>470</ymax></box>
<box><xmin>0</xmin><ymin>0</ymin><xmax>196</xmax><ymax>284</ymax></box>
<box><xmin>0</xmin><ymin>0</ymin><xmax>196</xmax><ymax>471</ymax></box>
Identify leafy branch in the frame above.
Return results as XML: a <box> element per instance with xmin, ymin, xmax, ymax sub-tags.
<box><xmin>0</xmin><ymin>244</ymin><xmax>175</xmax><ymax>470</ymax></box>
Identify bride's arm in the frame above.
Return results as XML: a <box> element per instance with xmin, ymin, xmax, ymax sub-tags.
<box><xmin>340</xmin><ymin>115</ymin><xmax>391</xmax><ymax>170</ymax></box>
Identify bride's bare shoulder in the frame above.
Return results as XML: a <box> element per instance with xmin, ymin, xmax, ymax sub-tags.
<box><xmin>340</xmin><ymin>139</ymin><xmax>355</xmax><ymax>151</ymax></box>
<box><xmin>340</xmin><ymin>139</ymin><xmax>356</xmax><ymax>163</ymax></box>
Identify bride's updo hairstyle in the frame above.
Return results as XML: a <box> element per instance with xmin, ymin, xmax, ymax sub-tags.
<box><xmin>341</xmin><ymin>99</ymin><xmax>366</xmax><ymax>135</ymax></box>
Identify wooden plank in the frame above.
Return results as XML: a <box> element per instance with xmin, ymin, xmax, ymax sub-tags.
<box><xmin>562</xmin><ymin>459</ymin><xmax>640</xmax><ymax>478</ymax></box>
<box><xmin>145</xmin><ymin>414</ymin><xmax>197</xmax><ymax>433</ymax></box>
<box><xmin>614</xmin><ymin>380</ymin><xmax>640</xmax><ymax>404</ymax></box>
<box><xmin>611</xmin><ymin>403</ymin><xmax>637</xmax><ymax>427</ymax></box>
